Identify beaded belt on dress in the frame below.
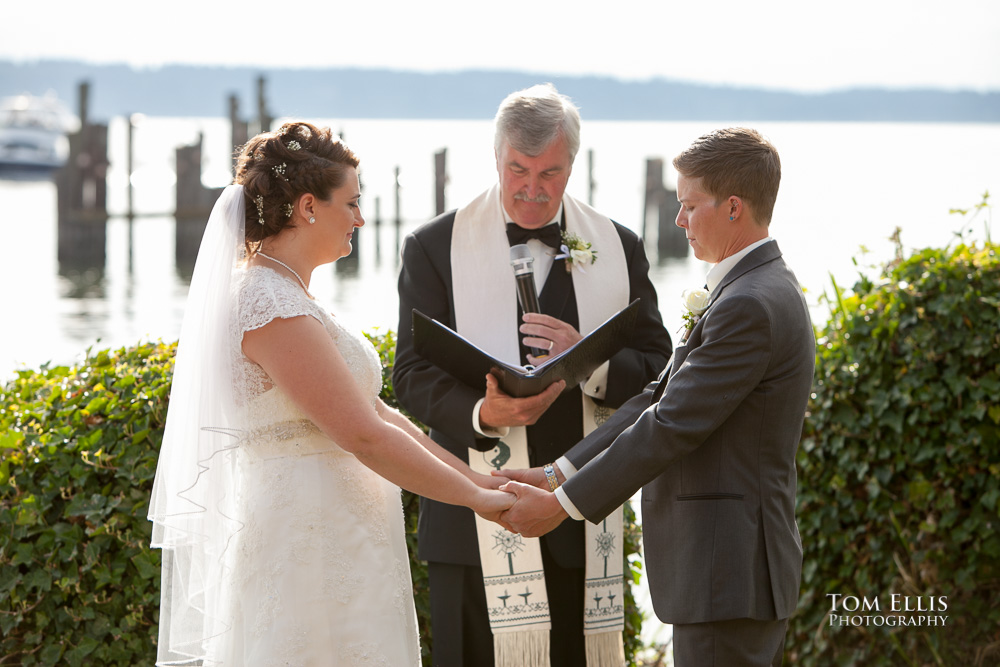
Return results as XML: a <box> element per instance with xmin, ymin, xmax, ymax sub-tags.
<box><xmin>239</xmin><ymin>419</ymin><xmax>345</xmax><ymax>460</ymax></box>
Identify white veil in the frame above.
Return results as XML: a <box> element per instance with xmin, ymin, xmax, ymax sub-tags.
<box><xmin>148</xmin><ymin>184</ymin><xmax>246</xmax><ymax>665</ymax></box>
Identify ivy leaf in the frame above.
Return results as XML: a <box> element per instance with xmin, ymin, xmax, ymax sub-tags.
<box><xmin>0</xmin><ymin>431</ymin><xmax>22</xmax><ymax>449</ymax></box>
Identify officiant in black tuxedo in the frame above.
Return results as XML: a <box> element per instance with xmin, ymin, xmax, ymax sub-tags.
<box><xmin>393</xmin><ymin>84</ymin><xmax>672</xmax><ymax>667</ymax></box>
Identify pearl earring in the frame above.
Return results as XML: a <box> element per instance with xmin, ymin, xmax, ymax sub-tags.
<box><xmin>309</xmin><ymin>216</ymin><xmax>316</xmax><ymax>224</ymax></box>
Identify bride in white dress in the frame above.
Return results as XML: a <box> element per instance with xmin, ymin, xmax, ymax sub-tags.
<box><xmin>148</xmin><ymin>122</ymin><xmax>512</xmax><ymax>666</ymax></box>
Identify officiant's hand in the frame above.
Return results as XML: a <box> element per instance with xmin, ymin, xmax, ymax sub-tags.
<box><xmin>492</xmin><ymin>466</ymin><xmax>550</xmax><ymax>491</ymax></box>
<box><xmin>521</xmin><ymin>313</ymin><xmax>583</xmax><ymax>365</ymax></box>
<box><xmin>474</xmin><ymin>470</ymin><xmax>509</xmax><ymax>490</ymax></box>
<box><xmin>497</xmin><ymin>481</ymin><xmax>568</xmax><ymax>537</ymax></box>
<box><xmin>479</xmin><ymin>374</ymin><xmax>565</xmax><ymax>429</ymax></box>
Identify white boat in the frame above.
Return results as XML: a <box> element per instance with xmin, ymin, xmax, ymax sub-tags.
<box><xmin>0</xmin><ymin>93</ymin><xmax>78</xmax><ymax>172</ymax></box>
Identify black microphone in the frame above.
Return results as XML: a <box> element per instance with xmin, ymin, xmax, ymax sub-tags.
<box><xmin>509</xmin><ymin>244</ymin><xmax>547</xmax><ymax>359</ymax></box>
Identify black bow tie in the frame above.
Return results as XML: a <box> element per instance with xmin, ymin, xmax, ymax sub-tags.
<box><xmin>506</xmin><ymin>222</ymin><xmax>562</xmax><ymax>249</ymax></box>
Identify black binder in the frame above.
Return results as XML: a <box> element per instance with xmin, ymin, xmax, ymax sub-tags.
<box><xmin>411</xmin><ymin>299</ymin><xmax>640</xmax><ymax>398</ymax></box>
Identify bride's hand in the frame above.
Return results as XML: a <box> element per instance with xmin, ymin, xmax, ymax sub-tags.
<box><xmin>473</xmin><ymin>488</ymin><xmax>516</xmax><ymax>524</ymax></box>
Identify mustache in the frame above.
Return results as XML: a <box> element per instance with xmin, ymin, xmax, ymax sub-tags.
<box><xmin>514</xmin><ymin>191</ymin><xmax>551</xmax><ymax>203</ymax></box>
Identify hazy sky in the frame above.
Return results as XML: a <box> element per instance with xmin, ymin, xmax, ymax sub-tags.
<box><xmin>6</xmin><ymin>0</ymin><xmax>999</xmax><ymax>93</ymax></box>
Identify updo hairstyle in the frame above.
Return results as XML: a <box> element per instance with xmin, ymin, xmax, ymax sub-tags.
<box><xmin>234</xmin><ymin>121</ymin><xmax>360</xmax><ymax>252</ymax></box>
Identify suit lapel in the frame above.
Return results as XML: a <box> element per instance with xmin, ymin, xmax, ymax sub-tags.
<box><xmin>708</xmin><ymin>240</ymin><xmax>782</xmax><ymax>306</ymax></box>
<box><xmin>649</xmin><ymin>241</ymin><xmax>783</xmax><ymax>404</ymax></box>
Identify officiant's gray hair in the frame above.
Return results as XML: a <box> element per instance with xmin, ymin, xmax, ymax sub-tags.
<box><xmin>494</xmin><ymin>83</ymin><xmax>581</xmax><ymax>164</ymax></box>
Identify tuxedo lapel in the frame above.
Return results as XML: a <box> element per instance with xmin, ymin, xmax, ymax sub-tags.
<box><xmin>539</xmin><ymin>259</ymin><xmax>575</xmax><ymax>321</ymax></box>
<box><xmin>539</xmin><ymin>208</ymin><xmax>576</xmax><ymax>322</ymax></box>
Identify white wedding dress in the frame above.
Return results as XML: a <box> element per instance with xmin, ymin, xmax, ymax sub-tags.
<box><xmin>208</xmin><ymin>265</ymin><xmax>421</xmax><ymax>666</ymax></box>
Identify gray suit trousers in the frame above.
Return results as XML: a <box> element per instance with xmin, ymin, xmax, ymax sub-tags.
<box><xmin>673</xmin><ymin>617</ymin><xmax>787</xmax><ymax>667</ymax></box>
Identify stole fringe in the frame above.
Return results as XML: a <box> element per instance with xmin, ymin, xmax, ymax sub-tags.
<box><xmin>494</xmin><ymin>629</ymin><xmax>551</xmax><ymax>667</ymax></box>
<box><xmin>585</xmin><ymin>630</ymin><xmax>625</xmax><ymax>667</ymax></box>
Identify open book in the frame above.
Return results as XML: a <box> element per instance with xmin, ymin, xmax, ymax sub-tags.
<box><xmin>411</xmin><ymin>299</ymin><xmax>640</xmax><ymax>398</ymax></box>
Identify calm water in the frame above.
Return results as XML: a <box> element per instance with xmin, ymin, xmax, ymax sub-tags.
<box><xmin>2</xmin><ymin>118</ymin><xmax>997</xmax><ymax>380</ymax></box>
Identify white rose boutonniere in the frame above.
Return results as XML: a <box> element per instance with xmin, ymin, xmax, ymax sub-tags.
<box><xmin>556</xmin><ymin>232</ymin><xmax>597</xmax><ymax>272</ymax></box>
<box><xmin>680</xmin><ymin>288</ymin><xmax>711</xmax><ymax>343</ymax></box>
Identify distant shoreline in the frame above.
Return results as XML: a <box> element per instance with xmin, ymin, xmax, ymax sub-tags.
<box><xmin>3</xmin><ymin>60</ymin><xmax>999</xmax><ymax>123</ymax></box>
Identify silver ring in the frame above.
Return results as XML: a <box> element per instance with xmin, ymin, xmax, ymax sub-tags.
<box><xmin>547</xmin><ymin>340</ymin><xmax>554</xmax><ymax>351</ymax></box>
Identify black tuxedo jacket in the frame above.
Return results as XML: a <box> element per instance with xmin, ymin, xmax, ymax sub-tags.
<box><xmin>393</xmin><ymin>208</ymin><xmax>672</xmax><ymax>567</ymax></box>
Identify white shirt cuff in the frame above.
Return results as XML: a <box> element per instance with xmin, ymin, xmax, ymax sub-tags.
<box><xmin>555</xmin><ymin>455</ymin><xmax>577</xmax><ymax>479</ymax></box>
<box><xmin>582</xmin><ymin>361</ymin><xmax>610</xmax><ymax>400</ymax></box>
<box><xmin>554</xmin><ymin>486</ymin><xmax>585</xmax><ymax>521</ymax></box>
<box><xmin>473</xmin><ymin>398</ymin><xmax>510</xmax><ymax>438</ymax></box>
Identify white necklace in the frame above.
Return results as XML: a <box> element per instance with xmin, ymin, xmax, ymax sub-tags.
<box><xmin>257</xmin><ymin>251</ymin><xmax>313</xmax><ymax>299</ymax></box>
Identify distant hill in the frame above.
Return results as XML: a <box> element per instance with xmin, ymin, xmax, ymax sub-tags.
<box><xmin>2</xmin><ymin>60</ymin><xmax>998</xmax><ymax>123</ymax></box>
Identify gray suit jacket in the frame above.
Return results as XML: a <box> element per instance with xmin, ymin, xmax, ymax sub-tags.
<box><xmin>562</xmin><ymin>240</ymin><xmax>815</xmax><ymax>625</ymax></box>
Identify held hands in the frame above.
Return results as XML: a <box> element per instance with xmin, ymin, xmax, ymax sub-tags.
<box><xmin>493</xmin><ymin>464</ymin><xmax>569</xmax><ymax>537</ymax></box>
<box><xmin>470</xmin><ymin>470</ymin><xmax>512</xmax><ymax>523</ymax></box>
<box><xmin>521</xmin><ymin>313</ymin><xmax>582</xmax><ymax>366</ymax></box>
<box><xmin>473</xmin><ymin>486</ymin><xmax>516</xmax><ymax>524</ymax></box>
<box><xmin>479</xmin><ymin>374</ymin><xmax>565</xmax><ymax>430</ymax></box>
<box><xmin>497</xmin><ymin>481</ymin><xmax>569</xmax><ymax>537</ymax></box>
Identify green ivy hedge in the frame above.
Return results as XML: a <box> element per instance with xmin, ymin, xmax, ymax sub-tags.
<box><xmin>788</xmin><ymin>239</ymin><xmax>1000</xmax><ymax>665</ymax></box>
<box><xmin>1</xmin><ymin>332</ymin><xmax>645</xmax><ymax>665</ymax></box>
<box><xmin>0</xmin><ymin>344</ymin><xmax>172</xmax><ymax>665</ymax></box>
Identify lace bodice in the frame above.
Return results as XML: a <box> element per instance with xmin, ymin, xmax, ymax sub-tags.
<box><xmin>231</xmin><ymin>266</ymin><xmax>382</xmax><ymax>428</ymax></box>
<box><xmin>211</xmin><ymin>268</ymin><xmax>418</xmax><ymax>666</ymax></box>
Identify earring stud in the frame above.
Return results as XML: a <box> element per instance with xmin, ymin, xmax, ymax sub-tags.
<box><xmin>309</xmin><ymin>216</ymin><xmax>316</xmax><ymax>224</ymax></box>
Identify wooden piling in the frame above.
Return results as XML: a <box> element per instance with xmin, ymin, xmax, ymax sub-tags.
<box><xmin>343</xmin><ymin>217</ymin><xmax>361</xmax><ymax>262</ymax></box>
<box><xmin>643</xmin><ymin>158</ymin><xmax>685</xmax><ymax>258</ymax></box>
<box><xmin>56</xmin><ymin>81</ymin><xmax>109</xmax><ymax>267</ymax></box>
<box><xmin>256</xmin><ymin>75</ymin><xmax>272</xmax><ymax>135</ymax></box>
<box><xmin>229</xmin><ymin>94</ymin><xmax>248</xmax><ymax>175</ymax></box>
<box><xmin>126</xmin><ymin>115</ymin><xmax>135</xmax><ymax>221</ymax></box>
<box><xmin>175</xmin><ymin>133</ymin><xmax>223</xmax><ymax>267</ymax></box>
<box><xmin>434</xmin><ymin>148</ymin><xmax>447</xmax><ymax>216</ymax></box>
<box><xmin>374</xmin><ymin>196</ymin><xmax>382</xmax><ymax>262</ymax></box>
<box><xmin>394</xmin><ymin>166</ymin><xmax>402</xmax><ymax>254</ymax></box>
<box><xmin>588</xmin><ymin>148</ymin><xmax>595</xmax><ymax>206</ymax></box>
<box><xmin>126</xmin><ymin>114</ymin><xmax>136</xmax><ymax>271</ymax></box>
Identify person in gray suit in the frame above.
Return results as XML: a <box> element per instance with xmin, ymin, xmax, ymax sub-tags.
<box><xmin>499</xmin><ymin>127</ymin><xmax>816</xmax><ymax>666</ymax></box>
